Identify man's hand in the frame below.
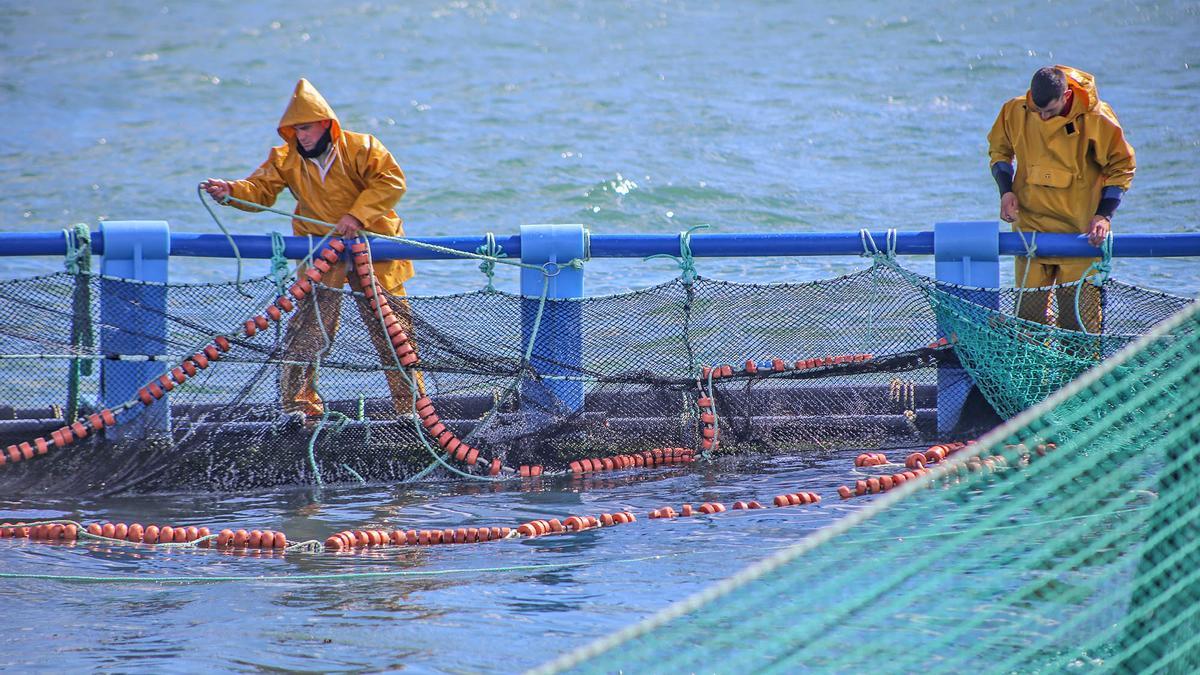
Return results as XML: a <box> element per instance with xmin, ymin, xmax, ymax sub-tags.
<box><xmin>200</xmin><ymin>179</ymin><xmax>233</xmax><ymax>202</ymax></box>
<box><xmin>335</xmin><ymin>214</ymin><xmax>363</xmax><ymax>239</ymax></box>
<box><xmin>1087</xmin><ymin>215</ymin><xmax>1111</xmax><ymax>247</ymax></box>
<box><xmin>1000</xmin><ymin>192</ymin><xmax>1019</xmax><ymax>224</ymax></box>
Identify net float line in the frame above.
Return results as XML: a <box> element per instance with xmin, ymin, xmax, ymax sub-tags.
<box><xmin>904</xmin><ymin>441</ymin><xmax>971</xmax><ymax>469</ymax></box>
<box><xmin>323</xmin><ymin>526</ymin><xmax>516</xmax><ymax>551</ymax></box>
<box><xmin>701</xmin><ymin>353</ymin><xmax>875</xmax><ymax>382</ymax></box>
<box><xmin>1</xmin><ymin>408</ymin><xmax>119</xmax><ymax>468</ymax></box>
<box><xmin>698</xmin><ymin>392</ymin><xmax>720</xmax><ymax>454</ymax></box>
<box><xmin>837</xmin><ymin>445</ymin><xmax>1015</xmax><ymax>500</ymax></box>
<box><xmin>1003</xmin><ymin>442</ymin><xmax>1058</xmax><ymax>464</ymax></box>
<box><xmin>837</xmin><ymin>469</ymin><xmax>933</xmax><ymax>500</ymax></box>
<box><xmin>0</xmin><ymin>240</ymin><xmax>350</xmax><ymax>472</ymax></box>
<box><xmin>771</xmin><ymin>492</ymin><xmax>823</xmax><ymax>507</ymax></box>
<box><xmin>4</xmin><ymin>483</ymin><xmax>828</xmax><ymax>557</ymax></box>
<box><xmin>855</xmin><ymin>453</ymin><xmax>890</xmax><ymax>468</ymax></box>
<box><xmin>0</xmin><ymin>520</ymin><xmax>290</xmax><ymax>550</ymax></box>
<box><xmin>648</xmin><ymin>496</ymin><xmax>822</xmax><ymax>519</ymax></box>
<box><xmin>350</xmin><ymin>240</ymin><xmax>510</xmax><ymax>478</ymax></box>
<box><xmin>516</xmin><ymin>512</ymin><xmax>637</xmax><ymax>538</ymax></box>
<box><xmin>694</xmin><ymin>352</ymin><xmax>876</xmax><ymax>460</ymax></box>
<box><xmin>569</xmin><ymin>448</ymin><xmax>695</xmax><ymax>475</ymax></box>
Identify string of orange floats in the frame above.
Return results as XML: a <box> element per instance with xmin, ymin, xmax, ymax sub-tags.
<box><xmin>691</xmin><ymin>351</ymin><xmax>878</xmax><ymax>458</ymax></box>
<box><xmin>8</xmin><ymin>435</ymin><xmax>1029</xmax><ymax>555</ymax></box>
<box><xmin>836</xmin><ymin>444</ymin><xmax>965</xmax><ymax>499</ymax></box>
<box><xmin>568</xmin><ymin>448</ymin><xmax>694</xmax><ymax>474</ymax></box>
<box><xmin>836</xmin><ymin>438</ymin><xmax>1050</xmax><ymax>500</ymax></box>
<box><xmin>0</xmin><ymin>480</ymin><xmax>839</xmax><ymax>554</ymax></box>
<box><xmin>698</xmin><ymin>394</ymin><xmax>719</xmax><ymax>453</ymax></box>
<box><xmin>854</xmin><ymin>452</ymin><xmax>889</xmax><ymax>467</ymax></box>
<box><xmin>701</xmin><ymin>353</ymin><xmax>875</xmax><ymax>381</ymax></box>
<box><xmin>2</xmin><ymin>239</ymin><xmax>343</xmax><ymax>469</ymax></box>
<box><xmin>324</xmin><ymin>526</ymin><xmax>517</xmax><ymax>550</ymax></box>
<box><xmin>837</xmin><ymin>469</ymin><xmax>933</xmax><ymax>499</ymax></box>
<box><xmin>0</xmin><ymin>521</ymin><xmax>288</xmax><ymax>550</ymax></box>
<box><xmin>903</xmin><ymin>441</ymin><xmax>970</xmax><ymax>469</ymax></box>
<box><xmin>1</xmin><ymin>409</ymin><xmax>118</xmax><ymax>467</ymax></box>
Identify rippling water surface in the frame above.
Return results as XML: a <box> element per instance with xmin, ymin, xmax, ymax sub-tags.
<box><xmin>2</xmin><ymin>1</ymin><xmax>1198</xmax><ymax>672</ymax></box>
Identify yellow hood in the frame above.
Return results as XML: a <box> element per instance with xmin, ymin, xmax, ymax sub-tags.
<box><xmin>1025</xmin><ymin>65</ymin><xmax>1100</xmax><ymax>116</ymax></box>
<box><xmin>276</xmin><ymin>78</ymin><xmax>342</xmax><ymax>144</ymax></box>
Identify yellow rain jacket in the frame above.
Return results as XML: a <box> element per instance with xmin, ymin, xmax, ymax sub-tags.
<box><xmin>987</xmin><ymin>66</ymin><xmax>1135</xmax><ymax>262</ymax></box>
<box><xmin>229</xmin><ymin>78</ymin><xmax>413</xmax><ymax>292</ymax></box>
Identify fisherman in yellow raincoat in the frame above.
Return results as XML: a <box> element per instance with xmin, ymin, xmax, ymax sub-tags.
<box><xmin>201</xmin><ymin>78</ymin><xmax>417</xmax><ymax>422</ymax></box>
<box><xmin>987</xmin><ymin>66</ymin><xmax>1136</xmax><ymax>332</ymax></box>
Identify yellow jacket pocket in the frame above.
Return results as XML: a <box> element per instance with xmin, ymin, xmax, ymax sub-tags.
<box><xmin>1027</xmin><ymin>165</ymin><xmax>1073</xmax><ymax>189</ymax></box>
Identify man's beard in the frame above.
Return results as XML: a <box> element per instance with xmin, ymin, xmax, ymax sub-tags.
<box><xmin>297</xmin><ymin>128</ymin><xmax>332</xmax><ymax>158</ymax></box>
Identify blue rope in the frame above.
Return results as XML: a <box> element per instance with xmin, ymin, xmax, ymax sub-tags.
<box><xmin>63</xmin><ymin>227</ymin><xmax>94</xmax><ymax>362</ymax></box>
<box><xmin>858</xmin><ymin>229</ymin><xmax>898</xmax><ymax>348</ymax></box>
<box><xmin>63</xmin><ymin>224</ymin><xmax>95</xmax><ymax>393</ymax></box>
<box><xmin>341</xmin><ymin>463</ymin><xmax>367</xmax><ymax>485</ymax></box>
<box><xmin>197</xmin><ymin>185</ymin><xmax>255</xmax><ymax>298</ymax></box>
<box><xmin>698</xmin><ymin>366</ymin><xmax>720</xmax><ymax>459</ymax></box>
<box><xmin>475</xmin><ymin>232</ymin><xmax>506</xmax><ymax>291</ymax></box>
<box><xmin>1013</xmin><ymin>229</ymin><xmax>1039</xmax><ymax>318</ymax></box>
<box><xmin>1074</xmin><ymin>231</ymin><xmax>1114</xmax><ymax>335</ymax></box>
<box><xmin>645</xmin><ymin>224</ymin><xmax>708</xmax><ymax>287</ymax></box>
<box><xmin>63</xmin><ymin>224</ymin><xmax>91</xmax><ymax>275</ymax></box>
<box><xmin>269</xmin><ymin>231</ymin><xmax>290</xmax><ymax>296</ymax></box>
<box><xmin>859</xmin><ymin>228</ymin><xmax>898</xmax><ymax>261</ymax></box>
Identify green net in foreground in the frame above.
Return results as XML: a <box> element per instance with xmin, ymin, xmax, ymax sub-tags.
<box><xmin>538</xmin><ymin>299</ymin><xmax>1200</xmax><ymax>674</ymax></box>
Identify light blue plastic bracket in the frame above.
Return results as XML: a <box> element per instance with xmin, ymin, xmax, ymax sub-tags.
<box><xmin>100</xmin><ymin>220</ymin><xmax>171</xmax><ymax>436</ymax></box>
<box><xmin>520</xmin><ymin>224</ymin><xmax>585</xmax><ymax>422</ymax></box>
<box><xmin>934</xmin><ymin>221</ymin><xmax>999</xmax><ymax>435</ymax></box>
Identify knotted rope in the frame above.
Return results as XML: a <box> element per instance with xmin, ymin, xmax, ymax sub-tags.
<box><xmin>645</xmin><ymin>224</ymin><xmax>708</xmax><ymax>287</ymax></box>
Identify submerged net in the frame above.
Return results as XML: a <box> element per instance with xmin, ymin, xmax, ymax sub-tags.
<box><xmin>0</xmin><ymin>240</ymin><xmax>1190</xmax><ymax>494</ymax></box>
<box><xmin>540</xmin><ymin>294</ymin><xmax>1200</xmax><ymax>674</ymax></box>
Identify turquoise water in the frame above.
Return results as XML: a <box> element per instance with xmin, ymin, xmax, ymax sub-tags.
<box><xmin>1</xmin><ymin>1</ymin><xmax>1198</xmax><ymax>672</ymax></box>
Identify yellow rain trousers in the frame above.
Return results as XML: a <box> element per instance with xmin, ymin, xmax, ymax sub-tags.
<box><xmin>281</xmin><ymin>279</ymin><xmax>419</xmax><ymax>418</ymax></box>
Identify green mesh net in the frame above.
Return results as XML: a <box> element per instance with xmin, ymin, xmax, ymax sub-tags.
<box><xmin>537</xmin><ymin>296</ymin><xmax>1200</xmax><ymax>674</ymax></box>
<box><xmin>0</xmin><ymin>255</ymin><xmax>1191</xmax><ymax>495</ymax></box>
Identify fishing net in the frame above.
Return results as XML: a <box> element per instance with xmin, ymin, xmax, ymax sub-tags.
<box><xmin>0</xmin><ymin>237</ymin><xmax>1190</xmax><ymax>495</ymax></box>
<box><xmin>538</xmin><ymin>291</ymin><xmax>1200</xmax><ymax>674</ymax></box>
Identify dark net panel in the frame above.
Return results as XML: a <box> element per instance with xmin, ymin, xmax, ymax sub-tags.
<box><xmin>0</xmin><ymin>263</ymin><xmax>1189</xmax><ymax>494</ymax></box>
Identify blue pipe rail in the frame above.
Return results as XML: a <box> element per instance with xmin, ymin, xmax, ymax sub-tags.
<box><xmin>9</xmin><ymin>220</ymin><xmax>1196</xmax><ymax>428</ymax></box>
<box><xmin>5</xmin><ymin>230</ymin><xmax>1200</xmax><ymax>260</ymax></box>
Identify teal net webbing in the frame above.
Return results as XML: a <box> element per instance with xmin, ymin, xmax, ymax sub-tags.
<box><xmin>540</xmin><ymin>298</ymin><xmax>1200</xmax><ymax>674</ymax></box>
